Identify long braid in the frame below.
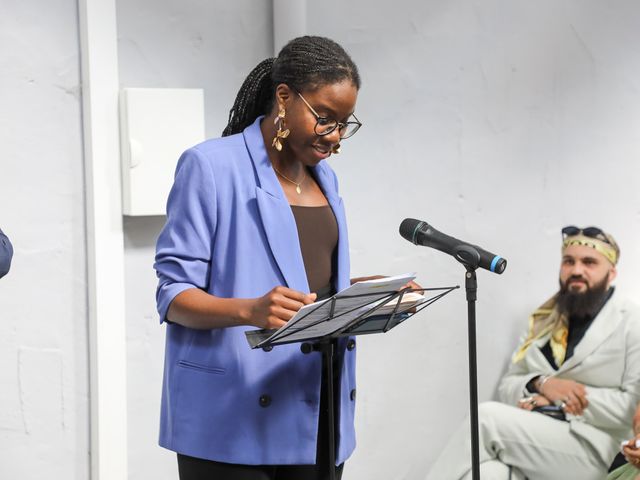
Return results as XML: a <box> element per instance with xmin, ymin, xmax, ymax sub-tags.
<box><xmin>222</xmin><ymin>36</ymin><xmax>360</xmax><ymax>137</ymax></box>
<box><xmin>222</xmin><ymin>58</ymin><xmax>275</xmax><ymax>137</ymax></box>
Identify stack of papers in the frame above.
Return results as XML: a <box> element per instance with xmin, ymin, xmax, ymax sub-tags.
<box><xmin>374</xmin><ymin>290</ymin><xmax>428</xmax><ymax>316</ymax></box>
<box><xmin>246</xmin><ymin>273</ymin><xmax>425</xmax><ymax>348</ymax></box>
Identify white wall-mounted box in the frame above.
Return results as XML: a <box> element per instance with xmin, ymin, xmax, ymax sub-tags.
<box><xmin>119</xmin><ymin>88</ymin><xmax>205</xmax><ymax>216</ymax></box>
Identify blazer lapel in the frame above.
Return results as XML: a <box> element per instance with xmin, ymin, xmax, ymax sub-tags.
<box><xmin>559</xmin><ymin>291</ymin><xmax>621</xmax><ymax>373</ymax></box>
<box><xmin>243</xmin><ymin>118</ymin><xmax>309</xmax><ymax>292</ymax></box>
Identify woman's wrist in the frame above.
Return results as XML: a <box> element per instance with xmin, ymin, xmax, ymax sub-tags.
<box><xmin>232</xmin><ymin>298</ymin><xmax>256</xmax><ymax>327</ymax></box>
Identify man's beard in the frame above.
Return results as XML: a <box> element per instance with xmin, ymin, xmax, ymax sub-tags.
<box><xmin>556</xmin><ymin>275</ymin><xmax>610</xmax><ymax>318</ymax></box>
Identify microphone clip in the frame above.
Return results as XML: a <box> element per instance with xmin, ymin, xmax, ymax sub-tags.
<box><xmin>453</xmin><ymin>245</ymin><xmax>481</xmax><ymax>271</ymax></box>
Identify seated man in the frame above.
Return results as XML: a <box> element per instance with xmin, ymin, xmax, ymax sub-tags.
<box><xmin>426</xmin><ymin>226</ymin><xmax>640</xmax><ymax>480</ymax></box>
<box><xmin>0</xmin><ymin>227</ymin><xmax>13</xmax><ymax>278</ymax></box>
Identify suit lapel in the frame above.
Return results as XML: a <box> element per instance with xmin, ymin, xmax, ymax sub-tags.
<box><xmin>243</xmin><ymin>118</ymin><xmax>309</xmax><ymax>292</ymax></box>
<box><xmin>559</xmin><ymin>291</ymin><xmax>621</xmax><ymax>373</ymax></box>
<box><xmin>527</xmin><ymin>335</ymin><xmax>557</xmax><ymax>373</ymax></box>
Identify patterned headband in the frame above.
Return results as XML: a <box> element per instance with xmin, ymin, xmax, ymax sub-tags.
<box><xmin>562</xmin><ymin>234</ymin><xmax>619</xmax><ymax>265</ymax></box>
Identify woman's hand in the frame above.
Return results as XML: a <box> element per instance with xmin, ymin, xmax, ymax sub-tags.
<box><xmin>350</xmin><ymin>276</ymin><xmax>423</xmax><ymax>292</ymax></box>
<box><xmin>242</xmin><ymin>286</ymin><xmax>316</xmax><ymax>329</ymax></box>
<box><xmin>539</xmin><ymin>377</ymin><xmax>588</xmax><ymax>416</ymax></box>
<box><xmin>517</xmin><ymin>394</ymin><xmax>551</xmax><ymax>411</ymax></box>
<box><xmin>350</xmin><ymin>275</ymin><xmax>386</xmax><ymax>284</ymax></box>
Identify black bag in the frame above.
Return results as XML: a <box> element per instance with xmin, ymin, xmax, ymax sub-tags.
<box><xmin>532</xmin><ymin>405</ymin><xmax>567</xmax><ymax>421</ymax></box>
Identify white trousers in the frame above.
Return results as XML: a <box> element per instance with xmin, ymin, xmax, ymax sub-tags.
<box><xmin>425</xmin><ymin>401</ymin><xmax>609</xmax><ymax>480</ymax></box>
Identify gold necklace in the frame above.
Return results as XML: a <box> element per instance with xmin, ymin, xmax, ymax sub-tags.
<box><xmin>272</xmin><ymin>165</ymin><xmax>307</xmax><ymax>194</ymax></box>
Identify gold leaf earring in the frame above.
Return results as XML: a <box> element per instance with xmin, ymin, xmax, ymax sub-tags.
<box><xmin>272</xmin><ymin>108</ymin><xmax>290</xmax><ymax>152</ymax></box>
<box><xmin>332</xmin><ymin>143</ymin><xmax>341</xmax><ymax>154</ymax></box>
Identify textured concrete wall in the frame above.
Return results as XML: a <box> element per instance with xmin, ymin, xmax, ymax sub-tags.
<box><xmin>3</xmin><ymin>1</ymin><xmax>639</xmax><ymax>479</ymax></box>
<box><xmin>308</xmin><ymin>1</ymin><xmax>640</xmax><ymax>478</ymax></box>
<box><xmin>118</xmin><ymin>1</ymin><xmax>640</xmax><ymax>479</ymax></box>
<box><xmin>0</xmin><ymin>0</ymin><xmax>89</xmax><ymax>479</ymax></box>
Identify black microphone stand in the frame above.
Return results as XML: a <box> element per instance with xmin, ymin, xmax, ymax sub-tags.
<box><xmin>454</xmin><ymin>245</ymin><xmax>482</xmax><ymax>480</ymax></box>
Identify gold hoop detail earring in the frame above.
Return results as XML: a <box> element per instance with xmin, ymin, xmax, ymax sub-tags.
<box><xmin>272</xmin><ymin>108</ymin><xmax>290</xmax><ymax>152</ymax></box>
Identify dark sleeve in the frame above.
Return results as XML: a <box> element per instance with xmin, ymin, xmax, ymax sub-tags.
<box><xmin>0</xmin><ymin>228</ymin><xmax>13</xmax><ymax>278</ymax></box>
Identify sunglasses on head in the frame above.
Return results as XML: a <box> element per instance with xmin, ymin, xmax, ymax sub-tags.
<box><xmin>561</xmin><ymin>226</ymin><xmax>609</xmax><ymax>244</ymax></box>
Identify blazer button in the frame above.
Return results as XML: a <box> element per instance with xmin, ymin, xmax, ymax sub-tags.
<box><xmin>262</xmin><ymin>345</ymin><xmax>273</xmax><ymax>352</ymax></box>
<box><xmin>300</xmin><ymin>342</ymin><xmax>312</xmax><ymax>354</ymax></box>
<box><xmin>347</xmin><ymin>339</ymin><xmax>356</xmax><ymax>351</ymax></box>
<box><xmin>350</xmin><ymin>389</ymin><xmax>356</xmax><ymax>401</ymax></box>
<box><xmin>259</xmin><ymin>394</ymin><xmax>272</xmax><ymax>408</ymax></box>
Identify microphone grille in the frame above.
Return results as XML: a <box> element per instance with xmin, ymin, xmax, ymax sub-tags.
<box><xmin>399</xmin><ymin>218</ymin><xmax>425</xmax><ymax>244</ymax></box>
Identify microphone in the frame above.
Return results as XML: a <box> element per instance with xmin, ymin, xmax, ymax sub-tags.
<box><xmin>399</xmin><ymin>218</ymin><xmax>507</xmax><ymax>274</ymax></box>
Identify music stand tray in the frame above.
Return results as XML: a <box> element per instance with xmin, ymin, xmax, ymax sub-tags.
<box><xmin>244</xmin><ymin>274</ymin><xmax>458</xmax><ymax>480</ymax></box>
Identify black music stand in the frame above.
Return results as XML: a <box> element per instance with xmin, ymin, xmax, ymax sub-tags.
<box><xmin>245</xmin><ymin>285</ymin><xmax>458</xmax><ymax>480</ymax></box>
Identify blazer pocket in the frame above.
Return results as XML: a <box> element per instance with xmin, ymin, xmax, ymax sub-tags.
<box><xmin>177</xmin><ymin>360</ymin><xmax>226</xmax><ymax>375</ymax></box>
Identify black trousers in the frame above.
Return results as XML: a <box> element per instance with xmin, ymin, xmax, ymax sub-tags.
<box><xmin>177</xmin><ymin>455</ymin><xmax>343</xmax><ymax>480</ymax></box>
<box><xmin>178</xmin><ymin>342</ymin><xmax>344</xmax><ymax>480</ymax></box>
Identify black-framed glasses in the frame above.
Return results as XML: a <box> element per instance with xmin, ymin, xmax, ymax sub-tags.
<box><xmin>561</xmin><ymin>226</ymin><xmax>611</xmax><ymax>244</ymax></box>
<box><xmin>296</xmin><ymin>91</ymin><xmax>362</xmax><ymax>139</ymax></box>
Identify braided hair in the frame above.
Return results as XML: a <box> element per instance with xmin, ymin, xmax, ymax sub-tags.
<box><xmin>222</xmin><ymin>36</ymin><xmax>360</xmax><ymax>137</ymax></box>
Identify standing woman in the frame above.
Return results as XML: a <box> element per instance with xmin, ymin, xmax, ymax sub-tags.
<box><xmin>154</xmin><ymin>36</ymin><xmax>365</xmax><ymax>479</ymax></box>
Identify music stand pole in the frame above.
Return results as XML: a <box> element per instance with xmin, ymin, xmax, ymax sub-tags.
<box><xmin>315</xmin><ymin>340</ymin><xmax>337</xmax><ymax>480</ymax></box>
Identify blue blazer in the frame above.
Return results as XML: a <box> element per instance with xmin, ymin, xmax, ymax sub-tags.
<box><xmin>154</xmin><ymin>117</ymin><xmax>356</xmax><ymax>465</ymax></box>
<box><xmin>0</xmin><ymin>228</ymin><xmax>13</xmax><ymax>278</ymax></box>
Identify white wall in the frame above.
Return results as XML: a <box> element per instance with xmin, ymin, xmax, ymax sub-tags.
<box><xmin>0</xmin><ymin>0</ymin><xmax>89</xmax><ymax>479</ymax></box>
<box><xmin>307</xmin><ymin>2</ymin><xmax>640</xmax><ymax>478</ymax></box>
<box><xmin>118</xmin><ymin>2</ymin><xmax>640</xmax><ymax>478</ymax></box>
<box><xmin>2</xmin><ymin>1</ymin><xmax>640</xmax><ymax>479</ymax></box>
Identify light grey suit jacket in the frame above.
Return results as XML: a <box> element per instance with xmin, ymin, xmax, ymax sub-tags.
<box><xmin>498</xmin><ymin>290</ymin><xmax>640</xmax><ymax>464</ymax></box>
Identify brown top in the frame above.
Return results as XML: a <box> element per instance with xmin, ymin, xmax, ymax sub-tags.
<box><xmin>291</xmin><ymin>205</ymin><xmax>338</xmax><ymax>297</ymax></box>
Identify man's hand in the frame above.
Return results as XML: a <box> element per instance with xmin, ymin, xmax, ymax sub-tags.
<box><xmin>517</xmin><ymin>394</ymin><xmax>551</xmax><ymax>411</ymax></box>
<box><xmin>621</xmin><ymin>433</ymin><xmax>640</xmax><ymax>470</ymax></box>
<box><xmin>243</xmin><ymin>287</ymin><xmax>316</xmax><ymax>329</ymax></box>
<box><xmin>539</xmin><ymin>377</ymin><xmax>588</xmax><ymax>415</ymax></box>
